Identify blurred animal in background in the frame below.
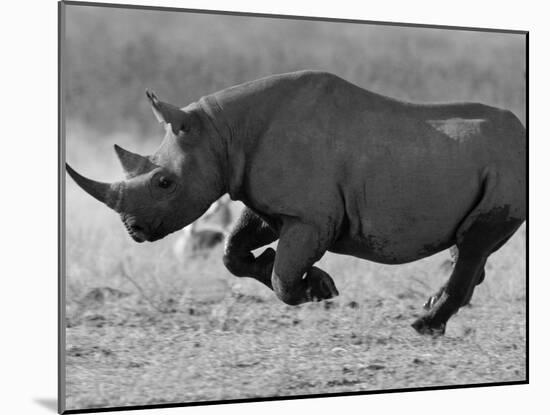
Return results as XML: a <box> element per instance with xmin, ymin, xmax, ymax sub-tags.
<box><xmin>172</xmin><ymin>195</ymin><xmax>233</xmax><ymax>260</ymax></box>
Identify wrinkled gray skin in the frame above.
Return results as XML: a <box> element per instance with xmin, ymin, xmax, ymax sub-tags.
<box><xmin>67</xmin><ymin>71</ymin><xmax>526</xmax><ymax>335</ymax></box>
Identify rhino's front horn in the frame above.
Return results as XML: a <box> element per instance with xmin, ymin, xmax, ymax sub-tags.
<box><xmin>114</xmin><ymin>144</ymin><xmax>150</xmax><ymax>179</ymax></box>
<box><xmin>66</xmin><ymin>163</ymin><xmax>124</xmax><ymax>212</ymax></box>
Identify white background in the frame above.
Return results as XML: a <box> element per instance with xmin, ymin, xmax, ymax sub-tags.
<box><xmin>0</xmin><ymin>0</ymin><xmax>544</xmax><ymax>414</ymax></box>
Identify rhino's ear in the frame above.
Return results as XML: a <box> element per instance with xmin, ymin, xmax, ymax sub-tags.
<box><xmin>146</xmin><ymin>89</ymin><xmax>192</xmax><ymax>136</ymax></box>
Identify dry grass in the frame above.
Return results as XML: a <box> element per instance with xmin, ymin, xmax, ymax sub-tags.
<box><xmin>65</xmin><ymin>210</ymin><xmax>526</xmax><ymax>409</ymax></box>
<box><xmin>63</xmin><ymin>5</ymin><xmax>526</xmax><ymax>411</ymax></box>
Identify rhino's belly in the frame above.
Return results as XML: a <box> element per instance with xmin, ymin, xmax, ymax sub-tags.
<box><xmin>328</xmin><ymin>233</ymin><xmax>455</xmax><ymax>265</ymax></box>
<box><xmin>331</xmin><ymin>155</ymin><xmax>482</xmax><ymax>264</ymax></box>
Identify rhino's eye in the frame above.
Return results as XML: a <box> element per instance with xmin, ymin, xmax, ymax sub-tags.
<box><xmin>158</xmin><ymin>176</ymin><xmax>172</xmax><ymax>189</ymax></box>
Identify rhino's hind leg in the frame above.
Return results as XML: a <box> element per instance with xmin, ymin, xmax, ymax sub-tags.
<box><xmin>222</xmin><ymin>208</ymin><xmax>279</xmax><ymax>288</ymax></box>
<box><xmin>413</xmin><ymin>169</ymin><xmax>524</xmax><ymax>335</ymax></box>
<box><xmin>423</xmin><ymin>225</ymin><xmax>517</xmax><ymax>312</ymax></box>
<box><xmin>413</xmin><ymin>251</ymin><xmax>487</xmax><ymax>335</ymax></box>
<box><xmin>413</xmin><ymin>220</ymin><xmax>522</xmax><ymax>335</ymax></box>
<box><xmin>457</xmin><ymin>230</ymin><xmax>518</xmax><ymax>308</ymax></box>
<box><xmin>424</xmin><ymin>269</ymin><xmax>485</xmax><ymax>310</ymax></box>
<box><xmin>461</xmin><ymin>270</ymin><xmax>485</xmax><ymax>307</ymax></box>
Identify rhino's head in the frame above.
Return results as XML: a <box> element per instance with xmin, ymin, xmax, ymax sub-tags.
<box><xmin>67</xmin><ymin>91</ymin><xmax>225</xmax><ymax>243</ymax></box>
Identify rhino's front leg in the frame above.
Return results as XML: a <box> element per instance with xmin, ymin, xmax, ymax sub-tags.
<box><xmin>223</xmin><ymin>208</ymin><xmax>279</xmax><ymax>288</ymax></box>
<box><xmin>271</xmin><ymin>221</ymin><xmax>339</xmax><ymax>305</ymax></box>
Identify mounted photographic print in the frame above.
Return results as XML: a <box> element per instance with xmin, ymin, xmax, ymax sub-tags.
<box><xmin>59</xmin><ymin>1</ymin><xmax>527</xmax><ymax>413</ymax></box>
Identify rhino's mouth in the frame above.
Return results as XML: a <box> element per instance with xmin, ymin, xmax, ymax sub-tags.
<box><xmin>122</xmin><ymin>216</ymin><xmax>148</xmax><ymax>243</ymax></box>
<box><xmin>128</xmin><ymin>227</ymin><xmax>147</xmax><ymax>243</ymax></box>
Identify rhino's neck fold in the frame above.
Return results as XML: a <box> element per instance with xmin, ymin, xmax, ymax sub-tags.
<box><xmin>199</xmin><ymin>95</ymin><xmax>247</xmax><ymax>201</ymax></box>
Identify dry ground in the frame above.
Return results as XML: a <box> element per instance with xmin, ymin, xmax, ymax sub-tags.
<box><xmin>64</xmin><ymin>201</ymin><xmax>526</xmax><ymax>409</ymax></box>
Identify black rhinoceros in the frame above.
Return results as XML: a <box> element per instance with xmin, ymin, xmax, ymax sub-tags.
<box><xmin>67</xmin><ymin>70</ymin><xmax>526</xmax><ymax>335</ymax></box>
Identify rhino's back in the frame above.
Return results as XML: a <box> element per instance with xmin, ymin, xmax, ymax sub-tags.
<box><xmin>209</xmin><ymin>71</ymin><xmax>525</xmax><ymax>263</ymax></box>
<box><xmin>292</xmin><ymin>73</ymin><xmax>524</xmax><ymax>262</ymax></box>
<box><xmin>314</xmin><ymin>79</ymin><xmax>526</xmax><ymax>263</ymax></box>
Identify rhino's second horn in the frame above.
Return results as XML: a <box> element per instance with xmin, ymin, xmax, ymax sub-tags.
<box><xmin>113</xmin><ymin>144</ymin><xmax>152</xmax><ymax>179</ymax></box>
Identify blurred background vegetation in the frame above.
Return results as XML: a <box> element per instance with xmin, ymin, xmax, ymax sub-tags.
<box><xmin>65</xmin><ymin>5</ymin><xmax>525</xmax><ymax>140</ymax></box>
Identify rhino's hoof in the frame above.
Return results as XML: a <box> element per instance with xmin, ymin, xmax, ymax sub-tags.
<box><xmin>411</xmin><ymin>317</ymin><xmax>446</xmax><ymax>336</ymax></box>
<box><xmin>305</xmin><ymin>267</ymin><xmax>339</xmax><ymax>302</ymax></box>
